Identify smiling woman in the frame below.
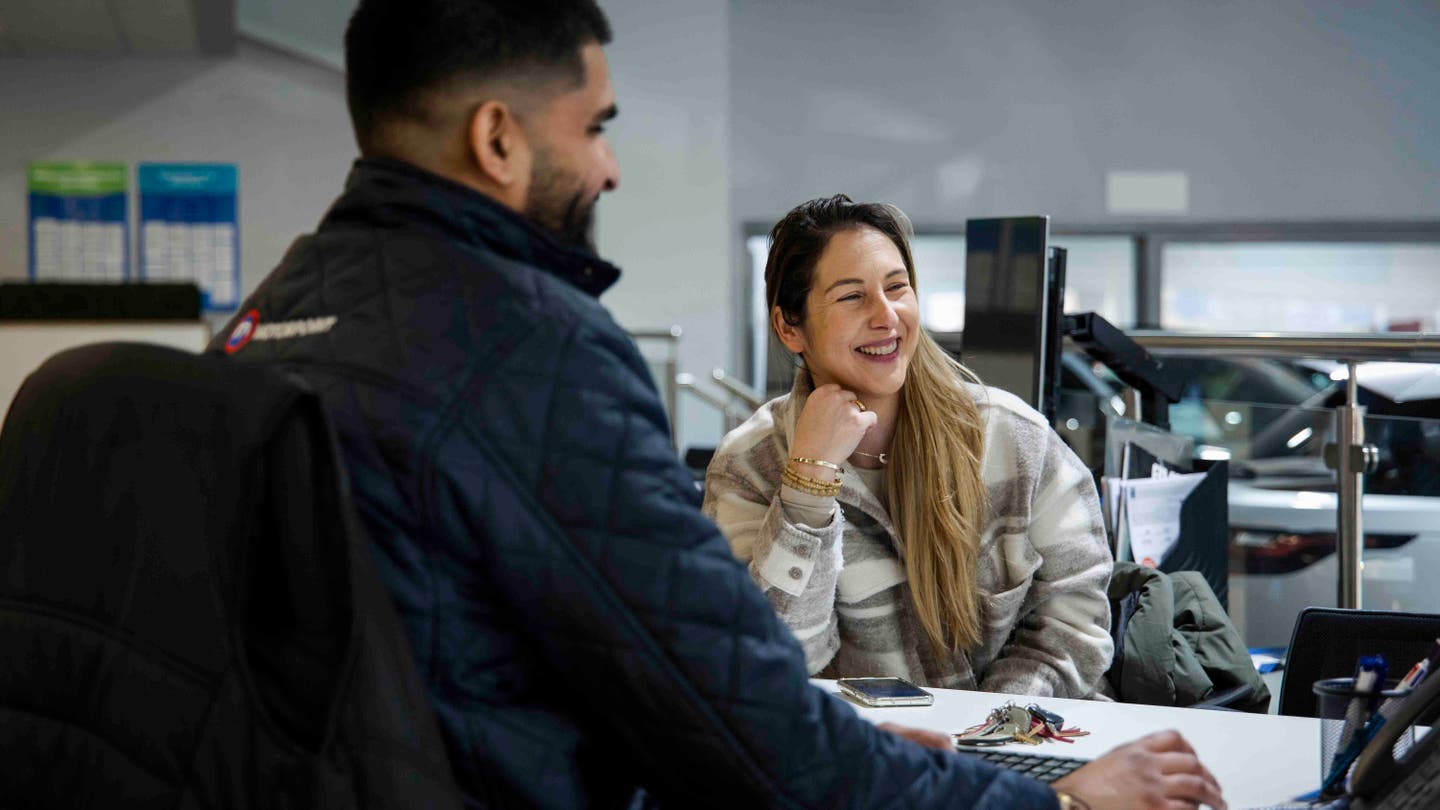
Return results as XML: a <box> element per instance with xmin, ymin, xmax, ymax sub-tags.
<box><xmin>703</xmin><ymin>195</ymin><xmax>1116</xmax><ymax>699</ymax></box>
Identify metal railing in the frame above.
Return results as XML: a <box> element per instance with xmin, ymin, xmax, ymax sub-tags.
<box><xmin>1129</xmin><ymin>331</ymin><xmax>1440</xmax><ymax>363</ymax></box>
<box><xmin>630</xmin><ymin>327</ymin><xmax>683</xmax><ymax>449</ymax></box>
<box><xmin>630</xmin><ymin>327</ymin><xmax>768</xmax><ymax>450</ymax></box>
<box><xmin>675</xmin><ymin>368</ymin><xmax>765</xmax><ymax>437</ymax></box>
<box><xmin>709</xmin><ymin>368</ymin><xmax>764</xmax><ymax>412</ymax></box>
<box><xmin>1129</xmin><ymin>330</ymin><xmax>1440</xmax><ymax>610</ymax></box>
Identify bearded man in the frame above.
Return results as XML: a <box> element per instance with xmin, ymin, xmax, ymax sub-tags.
<box><xmin>214</xmin><ymin>2</ymin><xmax>1224</xmax><ymax>809</ymax></box>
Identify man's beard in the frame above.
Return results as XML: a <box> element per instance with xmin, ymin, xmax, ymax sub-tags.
<box><xmin>524</xmin><ymin>155</ymin><xmax>597</xmax><ymax>252</ymax></box>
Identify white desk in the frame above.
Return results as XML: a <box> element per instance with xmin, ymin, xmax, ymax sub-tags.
<box><xmin>815</xmin><ymin>679</ymin><xmax>1318</xmax><ymax>809</ymax></box>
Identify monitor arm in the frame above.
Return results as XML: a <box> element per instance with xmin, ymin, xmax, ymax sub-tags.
<box><xmin>1062</xmin><ymin>312</ymin><xmax>1183</xmax><ymax>431</ymax></box>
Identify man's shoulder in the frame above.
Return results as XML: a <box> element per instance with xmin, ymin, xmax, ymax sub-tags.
<box><xmin>320</xmin><ymin>223</ymin><xmax>603</xmax><ymax>319</ymax></box>
<box><xmin>238</xmin><ymin>223</ymin><xmax>617</xmax><ymax>372</ymax></box>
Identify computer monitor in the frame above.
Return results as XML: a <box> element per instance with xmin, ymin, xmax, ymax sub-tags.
<box><xmin>960</xmin><ymin>217</ymin><xmax>1066</xmax><ymax>422</ymax></box>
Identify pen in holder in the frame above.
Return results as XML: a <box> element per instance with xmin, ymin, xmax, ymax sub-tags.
<box><xmin>1313</xmin><ymin>677</ymin><xmax>1414</xmax><ymax>796</ymax></box>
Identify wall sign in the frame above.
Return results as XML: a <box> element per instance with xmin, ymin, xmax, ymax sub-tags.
<box><xmin>27</xmin><ymin>162</ymin><xmax>129</xmax><ymax>281</ymax></box>
<box><xmin>139</xmin><ymin>163</ymin><xmax>240</xmax><ymax>310</ymax></box>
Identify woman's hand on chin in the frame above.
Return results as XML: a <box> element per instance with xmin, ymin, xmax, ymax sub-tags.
<box><xmin>790</xmin><ymin>383</ymin><xmax>877</xmax><ymax>472</ymax></box>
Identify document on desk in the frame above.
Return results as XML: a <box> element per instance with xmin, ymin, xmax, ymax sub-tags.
<box><xmin>1121</xmin><ymin>472</ymin><xmax>1207</xmax><ymax>568</ymax></box>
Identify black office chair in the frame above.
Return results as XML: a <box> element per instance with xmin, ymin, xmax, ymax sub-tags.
<box><xmin>1278</xmin><ymin>606</ymin><xmax>1440</xmax><ymax>723</ymax></box>
<box><xmin>0</xmin><ymin>343</ymin><xmax>462</xmax><ymax>808</ymax></box>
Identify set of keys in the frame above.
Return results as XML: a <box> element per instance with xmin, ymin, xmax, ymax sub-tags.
<box><xmin>952</xmin><ymin>702</ymin><xmax>1090</xmax><ymax>747</ymax></box>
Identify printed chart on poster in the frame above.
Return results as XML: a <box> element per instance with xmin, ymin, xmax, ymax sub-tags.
<box><xmin>139</xmin><ymin>163</ymin><xmax>239</xmax><ymax>310</ymax></box>
<box><xmin>27</xmin><ymin>162</ymin><xmax>129</xmax><ymax>281</ymax></box>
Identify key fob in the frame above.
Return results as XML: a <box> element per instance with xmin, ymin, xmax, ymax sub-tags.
<box><xmin>1027</xmin><ymin>704</ymin><xmax>1065</xmax><ymax>727</ymax></box>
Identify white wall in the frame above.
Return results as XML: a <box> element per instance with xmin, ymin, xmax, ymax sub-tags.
<box><xmin>596</xmin><ymin>0</ymin><xmax>733</xmax><ymax>452</ymax></box>
<box><xmin>730</xmin><ymin>0</ymin><xmax>1440</xmax><ymax>228</ymax></box>
<box><xmin>0</xmin><ymin>41</ymin><xmax>356</xmax><ymax>309</ymax></box>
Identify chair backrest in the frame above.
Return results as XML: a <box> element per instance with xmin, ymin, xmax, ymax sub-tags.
<box><xmin>1278</xmin><ymin>606</ymin><xmax>1440</xmax><ymax>720</ymax></box>
<box><xmin>0</xmin><ymin>342</ymin><xmax>461</xmax><ymax>808</ymax></box>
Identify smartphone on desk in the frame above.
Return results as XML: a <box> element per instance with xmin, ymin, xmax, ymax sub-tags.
<box><xmin>837</xmin><ymin>677</ymin><xmax>935</xmax><ymax>707</ymax></box>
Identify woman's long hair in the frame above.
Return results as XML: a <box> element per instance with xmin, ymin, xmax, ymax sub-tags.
<box><xmin>765</xmin><ymin>194</ymin><xmax>988</xmax><ymax>655</ymax></box>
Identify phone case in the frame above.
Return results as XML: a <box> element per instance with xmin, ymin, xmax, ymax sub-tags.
<box><xmin>837</xmin><ymin>677</ymin><xmax>935</xmax><ymax>707</ymax></box>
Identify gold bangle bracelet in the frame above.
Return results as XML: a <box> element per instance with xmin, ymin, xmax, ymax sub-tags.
<box><xmin>790</xmin><ymin>456</ymin><xmax>843</xmax><ymax>473</ymax></box>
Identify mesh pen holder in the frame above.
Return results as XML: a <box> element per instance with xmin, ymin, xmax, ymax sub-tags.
<box><xmin>1313</xmin><ymin>677</ymin><xmax>1414</xmax><ymax>793</ymax></box>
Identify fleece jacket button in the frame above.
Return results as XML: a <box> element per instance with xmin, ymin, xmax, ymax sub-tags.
<box><xmin>788</xmin><ymin>566</ymin><xmax>803</xmax><ymax>580</ymax></box>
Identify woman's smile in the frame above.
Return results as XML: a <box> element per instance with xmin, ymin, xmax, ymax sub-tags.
<box><xmin>856</xmin><ymin>337</ymin><xmax>901</xmax><ymax>361</ymax></box>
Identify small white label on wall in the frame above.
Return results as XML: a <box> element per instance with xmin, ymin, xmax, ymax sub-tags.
<box><xmin>1106</xmin><ymin>170</ymin><xmax>1190</xmax><ymax>215</ymax></box>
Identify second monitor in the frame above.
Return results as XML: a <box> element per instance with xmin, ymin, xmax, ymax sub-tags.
<box><xmin>960</xmin><ymin>216</ymin><xmax>1066</xmax><ymax>422</ymax></box>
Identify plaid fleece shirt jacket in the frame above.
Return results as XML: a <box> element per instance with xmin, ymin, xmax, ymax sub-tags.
<box><xmin>703</xmin><ymin>372</ymin><xmax>1114</xmax><ymax>698</ymax></box>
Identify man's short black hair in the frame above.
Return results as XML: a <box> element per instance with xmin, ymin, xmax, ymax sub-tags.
<box><xmin>345</xmin><ymin>0</ymin><xmax>612</xmax><ymax>151</ymax></box>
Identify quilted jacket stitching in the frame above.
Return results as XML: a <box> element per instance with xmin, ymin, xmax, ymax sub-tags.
<box><xmin>462</xmin><ymin>334</ymin><xmax>795</xmax><ymax>806</ymax></box>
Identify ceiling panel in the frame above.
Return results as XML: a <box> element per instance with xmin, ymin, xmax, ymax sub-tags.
<box><xmin>113</xmin><ymin>0</ymin><xmax>198</xmax><ymax>52</ymax></box>
<box><xmin>0</xmin><ymin>0</ymin><xmax>230</xmax><ymax>54</ymax></box>
<box><xmin>0</xmin><ymin>0</ymin><xmax>125</xmax><ymax>52</ymax></box>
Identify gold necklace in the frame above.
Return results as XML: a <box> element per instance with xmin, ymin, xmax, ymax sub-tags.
<box><xmin>849</xmin><ymin>398</ymin><xmax>887</xmax><ymax>464</ymax></box>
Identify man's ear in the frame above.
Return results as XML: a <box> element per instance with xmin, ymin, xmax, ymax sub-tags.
<box><xmin>467</xmin><ymin>99</ymin><xmax>529</xmax><ymax>189</ymax></box>
<box><xmin>772</xmin><ymin>306</ymin><xmax>807</xmax><ymax>355</ymax></box>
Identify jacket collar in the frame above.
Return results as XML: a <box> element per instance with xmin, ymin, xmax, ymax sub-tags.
<box><xmin>323</xmin><ymin>158</ymin><xmax>621</xmax><ymax>298</ymax></box>
<box><xmin>778</xmin><ymin>369</ymin><xmax>901</xmax><ymax>547</ymax></box>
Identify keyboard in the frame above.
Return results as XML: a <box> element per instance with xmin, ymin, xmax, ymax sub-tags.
<box><xmin>963</xmin><ymin>748</ymin><xmax>1089</xmax><ymax>784</ymax></box>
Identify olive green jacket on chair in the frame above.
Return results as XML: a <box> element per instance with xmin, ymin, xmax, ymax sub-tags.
<box><xmin>1102</xmin><ymin>561</ymin><xmax>1272</xmax><ymax>713</ymax></box>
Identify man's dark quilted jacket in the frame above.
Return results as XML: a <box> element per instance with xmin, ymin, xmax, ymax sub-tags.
<box><xmin>212</xmin><ymin>159</ymin><xmax>1059</xmax><ymax>809</ymax></box>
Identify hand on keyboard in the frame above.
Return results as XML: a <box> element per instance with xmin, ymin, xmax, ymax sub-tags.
<box><xmin>1050</xmin><ymin>729</ymin><xmax>1227</xmax><ymax>810</ymax></box>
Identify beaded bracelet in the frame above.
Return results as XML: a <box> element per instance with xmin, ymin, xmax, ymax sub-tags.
<box><xmin>782</xmin><ymin>466</ymin><xmax>833</xmax><ymax>486</ymax></box>
<box><xmin>782</xmin><ymin>474</ymin><xmax>840</xmax><ymax>498</ymax></box>
<box><xmin>782</xmin><ymin>464</ymin><xmax>842</xmax><ymax>497</ymax></box>
<box><xmin>782</xmin><ymin>465</ymin><xmax>840</xmax><ymax>488</ymax></box>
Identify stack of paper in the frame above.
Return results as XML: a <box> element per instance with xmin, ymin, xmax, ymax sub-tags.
<box><xmin>1103</xmin><ymin>442</ymin><xmax>1205</xmax><ymax>569</ymax></box>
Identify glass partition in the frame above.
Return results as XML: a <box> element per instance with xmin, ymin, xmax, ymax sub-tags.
<box><xmin>1060</xmin><ymin>355</ymin><xmax>1440</xmax><ymax>649</ymax></box>
<box><xmin>1229</xmin><ymin>408</ymin><xmax>1440</xmax><ymax>648</ymax></box>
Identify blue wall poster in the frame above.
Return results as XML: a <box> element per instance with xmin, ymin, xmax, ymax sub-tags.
<box><xmin>27</xmin><ymin>162</ymin><xmax>129</xmax><ymax>281</ymax></box>
<box><xmin>138</xmin><ymin>163</ymin><xmax>240</xmax><ymax>310</ymax></box>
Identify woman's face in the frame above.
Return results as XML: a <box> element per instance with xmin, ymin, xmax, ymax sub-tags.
<box><xmin>775</xmin><ymin>225</ymin><xmax>920</xmax><ymax>399</ymax></box>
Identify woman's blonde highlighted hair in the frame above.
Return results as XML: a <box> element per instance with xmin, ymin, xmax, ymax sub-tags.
<box><xmin>764</xmin><ymin>194</ymin><xmax>988</xmax><ymax>654</ymax></box>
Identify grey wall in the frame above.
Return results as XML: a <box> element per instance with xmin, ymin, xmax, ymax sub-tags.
<box><xmin>595</xmin><ymin>0</ymin><xmax>733</xmax><ymax>451</ymax></box>
<box><xmin>0</xmin><ymin>42</ymin><xmax>355</xmax><ymax>304</ymax></box>
<box><xmin>730</xmin><ymin>0</ymin><xmax>1440</xmax><ymax>229</ymax></box>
